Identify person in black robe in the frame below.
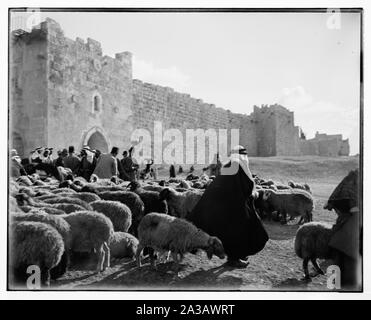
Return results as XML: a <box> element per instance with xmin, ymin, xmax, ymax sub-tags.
<box><xmin>187</xmin><ymin>145</ymin><xmax>269</xmax><ymax>268</ymax></box>
<box><xmin>324</xmin><ymin>168</ymin><xmax>361</xmax><ymax>290</ymax></box>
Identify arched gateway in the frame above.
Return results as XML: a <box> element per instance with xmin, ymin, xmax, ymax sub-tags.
<box><xmin>82</xmin><ymin>127</ymin><xmax>109</xmax><ymax>153</ymax></box>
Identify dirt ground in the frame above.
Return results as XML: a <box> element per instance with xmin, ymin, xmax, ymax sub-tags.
<box><xmin>42</xmin><ymin>156</ymin><xmax>360</xmax><ymax>291</ymax></box>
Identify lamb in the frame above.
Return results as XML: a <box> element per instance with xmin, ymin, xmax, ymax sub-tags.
<box><xmin>159</xmin><ymin>188</ymin><xmax>203</xmax><ymax>219</ymax></box>
<box><xmin>98</xmin><ymin>190</ymin><xmax>145</xmax><ymax>235</ymax></box>
<box><xmin>109</xmin><ymin>232</ymin><xmax>138</xmax><ymax>259</ymax></box>
<box><xmin>262</xmin><ymin>189</ymin><xmax>314</xmax><ymax>224</ymax></box>
<box><xmin>11</xmin><ymin>211</ymin><xmax>72</xmax><ymax>280</ymax></box>
<box><xmin>127</xmin><ymin>181</ymin><xmax>168</xmax><ymax>214</ymax></box>
<box><xmin>62</xmin><ymin>210</ymin><xmax>114</xmax><ymax>272</ymax></box>
<box><xmin>136</xmin><ymin>213</ymin><xmax>225</xmax><ymax>269</ymax></box>
<box><xmin>294</xmin><ymin>222</ymin><xmax>335</xmax><ymax>280</ymax></box>
<box><xmin>90</xmin><ymin>200</ymin><xmax>132</xmax><ymax>232</ymax></box>
<box><xmin>10</xmin><ymin>221</ymin><xmax>65</xmax><ymax>287</ymax></box>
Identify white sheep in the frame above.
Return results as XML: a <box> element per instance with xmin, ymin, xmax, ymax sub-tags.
<box><xmin>90</xmin><ymin>200</ymin><xmax>132</xmax><ymax>232</ymax></box>
<box><xmin>136</xmin><ymin>213</ymin><xmax>225</xmax><ymax>269</ymax></box>
<box><xmin>262</xmin><ymin>189</ymin><xmax>314</xmax><ymax>224</ymax></box>
<box><xmin>10</xmin><ymin>221</ymin><xmax>65</xmax><ymax>287</ymax></box>
<box><xmin>109</xmin><ymin>232</ymin><xmax>139</xmax><ymax>259</ymax></box>
<box><xmin>11</xmin><ymin>211</ymin><xmax>72</xmax><ymax>280</ymax></box>
<box><xmin>158</xmin><ymin>188</ymin><xmax>203</xmax><ymax>219</ymax></box>
<box><xmin>61</xmin><ymin>210</ymin><xmax>114</xmax><ymax>272</ymax></box>
<box><xmin>294</xmin><ymin>221</ymin><xmax>334</xmax><ymax>280</ymax></box>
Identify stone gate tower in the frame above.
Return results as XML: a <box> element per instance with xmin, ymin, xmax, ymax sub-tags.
<box><xmin>10</xmin><ymin>18</ymin><xmax>134</xmax><ymax>157</ymax></box>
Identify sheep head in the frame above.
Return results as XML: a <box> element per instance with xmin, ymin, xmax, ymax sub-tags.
<box><xmin>262</xmin><ymin>190</ymin><xmax>272</xmax><ymax>201</ymax></box>
<box><xmin>127</xmin><ymin>181</ymin><xmax>140</xmax><ymax>192</ymax></box>
<box><xmin>206</xmin><ymin>236</ymin><xmax>225</xmax><ymax>260</ymax></box>
<box><xmin>159</xmin><ymin>188</ymin><xmax>172</xmax><ymax>201</ymax></box>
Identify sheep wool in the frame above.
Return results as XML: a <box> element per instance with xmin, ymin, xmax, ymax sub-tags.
<box><xmin>62</xmin><ymin>210</ymin><xmax>114</xmax><ymax>271</ymax></box>
<box><xmin>136</xmin><ymin>213</ymin><xmax>225</xmax><ymax>268</ymax></box>
<box><xmin>10</xmin><ymin>221</ymin><xmax>65</xmax><ymax>287</ymax></box>
<box><xmin>109</xmin><ymin>232</ymin><xmax>138</xmax><ymax>259</ymax></box>
<box><xmin>294</xmin><ymin>221</ymin><xmax>334</xmax><ymax>279</ymax></box>
<box><xmin>42</xmin><ymin>196</ymin><xmax>93</xmax><ymax>210</ymax></box>
<box><xmin>91</xmin><ymin>200</ymin><xmax>132</xmax><ymax>232</ymax></box>
<box><xmin>159</xmin><ymin>188</ymin><xmax>203</xmax><ymax>219</ymax></box>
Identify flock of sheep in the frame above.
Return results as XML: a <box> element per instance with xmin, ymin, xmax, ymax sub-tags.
<box><xmin>9</xmin><ymin>170</ymin><xmax>333</xmax><ymax>287</ymax></box>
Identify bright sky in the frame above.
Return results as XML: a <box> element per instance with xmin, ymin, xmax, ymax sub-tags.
<box><xmin>12</xmin><ymin>11</ymin><xmax>361</xmax><ymax>154</ymax></box>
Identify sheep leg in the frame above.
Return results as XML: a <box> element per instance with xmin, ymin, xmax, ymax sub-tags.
<box><xmin>297</xmin><ymin>216</ymin><xmax>304</xmax><ymax>225</ymax></box>
<box><xmin>166</xmin><ymin>250</ymin><xmax>171</xmax><ymax>262</ymax></box>
<box><xmin>96</xmin><ymin>244</ymin><xmax>105</xmax><ymax>272</ymax></box>
<box><xmin>302</xmin><ymin>257</ymin><xmax>311</xmax><ymax>280</ymax></box>
<box><xmin>311</xmin><ymin>258</ymin><xmax>324</xmax><ymax>276</ymax></box>
<box><xmin>172</xmin><ymin>251</ymin><xmax>180</xmax><ymax>272</ymax></box>
<box><xmin>149</xmin><ymin>249</ymin><xmax>157</xmax><ymax>269</ymax></box>
<box><xmin>136</xmin><ymin>243</ymin><xmax>144</xmax><ymax>267</ymax></box>
<box><xmin>103</xmin><ymin>242</ymin><xmax>110</xmax><ymax>270</ymax></box>
<box><xmin>40</xmin><ymin>268</ymin><xmax>51</xmax><ymax>287</ymax></box>
<box><xmin>280</xmin><ymin>212</ymin><xmax>287</xmax><ymax>224</ymax></box>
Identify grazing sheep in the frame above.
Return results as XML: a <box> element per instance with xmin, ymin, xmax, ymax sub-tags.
<box><xmin>136</xmin><ymin>213</ymin><xmax>225</xmax><ymax>269</ymax></box>
<box><xmin>142</xmin><ymin>184</ymin><xmax>165</xmax><ymax>193</ymax></box>
<box><xmin>177</xmin><ymin>180</ymin><xmax>192</xmax><ymax>189</ymax></box>
<box><xmin>11</xmin><ymin>211</ymin><xmax>72</xmax><ymax>279</ymax></box>
<box><xmin>81</xmin><ymin>184</ymin><xmax>127</xmax><ymax>193</ymax></box>
<box><xmin>42</xmin><ymin>196</ymin><xmax>92</xmax><ymax>210</ymax></box>
<box><xmin>98</xmin><ymin>191</ymin><xmax>145</xmax><ymax>236</ymax></box>
<box><xmin>56</xmin><ymin>192</ymin><xmax>101</xmax><ymax>204</ymax></box>
<box><xmin>262</xmin><ymin>189</ymin><xmax>314</xmax><ymax>224</ymax></box>
<box><xmin>20</xmin><ymin>205</ymin><xmax>66</xmax><ymax>216</ymax></box>
<box><xmin>128</xmin><ymin>181</ymin><xmax>168</xmax><ymax>214</ymax></box>
<box><xmin>52</xmin><ymin>203</ymin><xmax>87</xmax><ymax>214</ymax></box>
<box><xmin>159</xmin><ymin>188</ymin><xmax>203</xmax><ymax>219</ymax></box>
<box><xmin>15</xmin><ymin>193</ymin><xmax>85</xmax><ymax>214</ymax></box>
<box><xmin>109</xmin><ymin>232</ymin><xmax>138</xmax><ymax>259</ymax></box>
<box><xmin>90</xmin><ymin>200</ymin><xmax>132</xmax><ymax>232</ymax></box>
<box><xmin>295</xmin><ymin>222</ymin><xmax>334</xmax><ymax>280</ymax></box>
<box><xmin>51</xmin><ymin>188</ymin><xmax>77</xmax><ymax>194</ymax></box>
<box><xmin>288</xmin><ymin>180</ymin><xmax>311</xmax><ymax>193</ymax></box>
<box><xmin>10</xmin><ymin>221</ymin><xmax>65</xmax><ymax>287</ymax></box>
<box><xmin>62</xmin><ymin>211</ymin><xmax>114</xmax><ymax>272</ymax></box>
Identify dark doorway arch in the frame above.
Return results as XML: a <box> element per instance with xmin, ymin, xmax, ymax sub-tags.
<box><xmin>87</xmin><ymin>131</ymin><xmax>109</xmax><ymax>153</ymax></box>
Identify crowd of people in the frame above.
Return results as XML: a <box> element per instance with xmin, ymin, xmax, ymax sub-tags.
<box><xmin>9</xmin><ymin>145</ymin><xmax>154</xmax><ymax>182</ymax></box>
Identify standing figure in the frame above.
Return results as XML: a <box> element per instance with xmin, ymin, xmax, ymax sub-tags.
<box><xmin>64</xmin><ymin>146</ymin><xmax>80</xmax><ymax>175</ymax></box>
<box><xmin>187</xmin><ymin>145</ymin><xmax>269</xmax><ymax>268</ymax></box>
<box><xmin>324</xmin><ymin>169</ymin><xmax>361</xmax><ymax>290</ymax></box>
<box><xmin>93</xmin><ymin>147</ymin><xmax>119</xmax><ymax>179</ymax></box>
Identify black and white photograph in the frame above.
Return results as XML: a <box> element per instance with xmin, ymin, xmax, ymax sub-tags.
<box><xmin>6</xmin><ymin>5</ymin><xmax>363</xmax><ymax>294</ymax></box>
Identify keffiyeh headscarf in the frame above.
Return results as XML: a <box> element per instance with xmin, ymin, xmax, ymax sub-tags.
<box><xmin>221</xmin><ymin>145</ymin><xmax>254</xmax><ymax>180</ymax></box>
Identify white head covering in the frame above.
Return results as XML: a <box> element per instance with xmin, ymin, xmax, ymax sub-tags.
<box><xmin>221</xmin><ymin>145</ymin><xmax>254</xmax><ymax>180</ymax></box>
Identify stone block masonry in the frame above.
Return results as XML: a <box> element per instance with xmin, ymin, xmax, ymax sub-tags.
<box><xmin>10</xmin><ymin>18</ymin><xmax>350</xmax><ymax>160</ymax></box>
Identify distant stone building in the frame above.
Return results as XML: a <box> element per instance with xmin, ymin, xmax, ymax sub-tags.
<box><xmin>299</xmin><ymin>132</ymin><xmax>350</xmax><ymax>157</ymax></box>
<box><xmin>9</xmin><ymin>18</ymin><xmax>350</xmax><ymax>160</ymax></box>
